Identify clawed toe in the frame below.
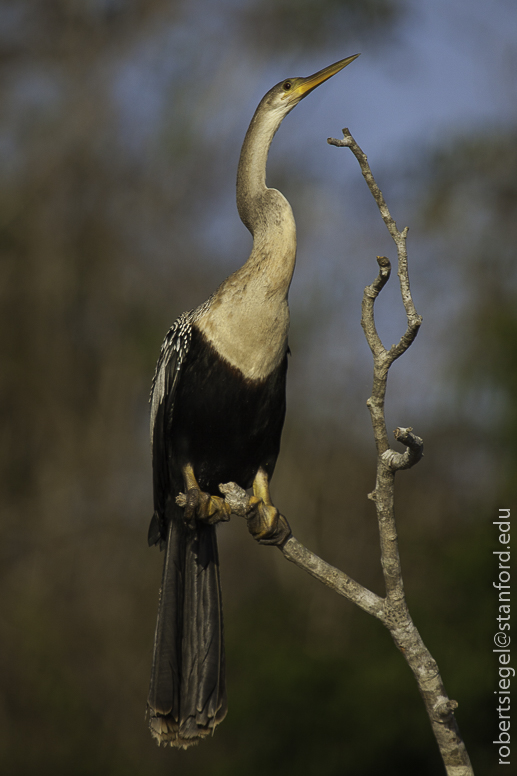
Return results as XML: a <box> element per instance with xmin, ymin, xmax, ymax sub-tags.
<box><xmin>177</xmin><ymin>464</ymin><xmax>232</xmax><ymax>527</ymax></box>
<box><xmin>247</xmin><ymin>498</ymin><xmax>291</xmax><ymax>546</ymax></box>
<box><xmin>176</xmin><ymin>464</ymin><xmax>290</xmax><ymax>541</ymax></box>
<box><xmin>198</xmin><ymin>492</ymin><xmax>231</xmax><ymax>524</ymax></box>
<box><xmin>182</xmin><ymin>487</ymin><xmax>231</xmax><ymax>527</ymax></box>
<box><xmin>245</xmin><ymin>467</ymin><xmax>291</xmax><ymax>546</ymax></box>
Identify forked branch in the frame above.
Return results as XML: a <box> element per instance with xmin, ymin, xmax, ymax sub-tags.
<box><xmin>219</xmin><ymin>128</ymin><xmax>473</xmax><ymax>774</ymax></box>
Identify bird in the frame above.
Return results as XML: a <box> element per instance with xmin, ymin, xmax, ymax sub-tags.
<box><xmin>147</xmin><ymin>54</ymin><xmax>359</xmax><ymax>748</ymax></box>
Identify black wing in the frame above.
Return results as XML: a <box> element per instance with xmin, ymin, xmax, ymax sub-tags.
<box><xmin>147</xmin><ymin>312</ymin><xmax>227</xmax><ymax>745</ymax></box>
<box><xmin>148</xmin><ymin>315</ymin><xmax>192</xmax><ymax>546</ymax></box>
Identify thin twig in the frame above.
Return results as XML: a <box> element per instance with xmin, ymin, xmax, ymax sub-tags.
<box><xmin>329</xmin><ymin>129</ymin><xmax>422</xmax><ymax>352</ymax></box>
<box><xmin>382</xmin><ymin>427</ymin><xmax>423</xmax><ymax>471</ymax></box>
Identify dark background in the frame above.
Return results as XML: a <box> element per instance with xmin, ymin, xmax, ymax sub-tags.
<box><xmin>1</xmin><ymin>1</ymin><xmax>515</xmax><ymax>773</ymax></box>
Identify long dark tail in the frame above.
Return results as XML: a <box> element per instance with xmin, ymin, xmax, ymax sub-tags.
<box><xmin>147</xmin><ymin>518</ymin><xmax>227</xmax><ymax>748</ymax></box>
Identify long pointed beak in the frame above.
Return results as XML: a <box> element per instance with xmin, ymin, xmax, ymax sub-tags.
<box><xmin>293</xmin><ymin>54</ymin><xmax>360</xmax><ymax>99</ymax></box>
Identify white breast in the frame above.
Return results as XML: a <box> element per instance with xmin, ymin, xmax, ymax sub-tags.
<box><xmin>197</xmin><ymin>188</ymin><xmax>296</xmax><ymax>381</ymax></box>
<box><xmin>196</xmin><ymin>277</ymin><xmax>290</xmax><ymax>381</ymax></box>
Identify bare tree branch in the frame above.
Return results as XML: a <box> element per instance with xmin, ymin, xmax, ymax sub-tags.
<box><xmin>327</xmin><ymin>127</ymin><xmax>473</xmax><ymax>774</ymax></box>
<box><xmin>215</xmin><ymin>129</ymin><xmax>474</xmax><ymax>774</ymax></box>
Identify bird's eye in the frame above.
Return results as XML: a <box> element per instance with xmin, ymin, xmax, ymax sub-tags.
<box><xmin>283</xmin><ymin>81</ymin><xmax>292</xmax><ymax>91</ymax></box>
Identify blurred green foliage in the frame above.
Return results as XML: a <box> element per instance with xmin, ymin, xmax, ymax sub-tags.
<box><xmin>422</xmin><ymin>130</ymin><xmax>517</xmax><ymax>498</ymax></box>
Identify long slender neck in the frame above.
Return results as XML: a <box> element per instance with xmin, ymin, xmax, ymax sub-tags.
<box><xmin>237</xmin><ymin>100</ymin><xmax>293</xmax><ymax>234</ymax></box>
<box><xmin>235</xmin><ymin>97</ymin><xmax>296</xmax><ymax>289</ymax></box>
<box><xmin>195</xmin><ymin>96</ymin><xmax>296</xmax><ymax>381</ymax></box>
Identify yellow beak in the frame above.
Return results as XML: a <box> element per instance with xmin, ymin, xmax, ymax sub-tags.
<box><xmin>293</xmin><ymin>54</ymin><xmax>360</xmax><ymax>100</ymax></box>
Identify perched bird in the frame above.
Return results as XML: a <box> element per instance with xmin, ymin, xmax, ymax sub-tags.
<box><xmin>147</xmin><ymin>54</ymin><xmax>359</xmax><ymax>748</ymax></box>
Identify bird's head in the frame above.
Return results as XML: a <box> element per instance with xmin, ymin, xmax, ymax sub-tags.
<box><xmin>237</xmin><ymin>53</ymin><xmax>360</xmax><ymax>229</ymax></box>
<box><xmin>263</xmin><ymin>54</ymin><xmax>360</xmax><ymax>118</ymax></box>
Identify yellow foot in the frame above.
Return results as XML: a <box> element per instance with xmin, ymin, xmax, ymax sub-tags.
<box><xmin>177</xmin><ymin>464</ymin><xmax>231</xmax><ymax>528</ymax></box>
<box><xmin>247</xmin><ymin>468</ymin><xmax>291</xmax><ymax>546</ymax></box>
<box><xmin>184</xmin><ymin>488</ymin><xmax>231</xmax><ymax>527</ymax></box>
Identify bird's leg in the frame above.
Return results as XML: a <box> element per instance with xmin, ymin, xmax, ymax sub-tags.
<box><xmin>179</xmin><ymin>463</ymin><xmax>231</xmax><ymax>528</ymax></box>
<box><xmin>247</xmin><ymin>467</ymin><xmax>291</xmax><ymax>546</ymax></box>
